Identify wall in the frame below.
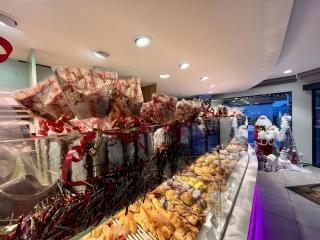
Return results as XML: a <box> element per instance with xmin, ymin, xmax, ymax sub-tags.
<box><xmin>36</xmin><ymin>65</ymin><xmax>53</xmax><ymax>83</ymax></box>
<box><xmin>0</xmin><ymin>59</ymin><xmax>29</xmax><ymax>91</ymax></box>
<box><xmin>214</xmin><ymin>80</ymin><xmax>313</xmax><ymax>164</ymax></box>
<box><xmin>141</xmin><ymin>84</ymin><xmax>157</xmax><ymax>102</ymax></box>
<box><xmin>0</xmin><ymin>58</ymin><xmax>54</xmax><ymax>91</ymax></box>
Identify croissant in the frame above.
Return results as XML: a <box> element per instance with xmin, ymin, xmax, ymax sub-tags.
<box><xmin>129</xmin><ymin>201</ymin><xmax>141</xmax><ymax>213</ymax></box>
<box><xmin>127</xmin><ymin>212</ymin><xmax>137</xmax><ymax>234</ymax></box>
<box><xmin>172</xmin><ymin>228</ymin><xmax>187</xmax><ymax>240</ymax></box>
<box><xmin>151</xmin><ymin>197</ymin><xmax>165</xmax><ymax>212</ymax></box>
<box><xmin>91</xmin><ymin>226</ymin><xmax>103</xmax><ymax>238</ymax></box>
<box><xmin>134</xmin><ymin>213</ymin><xmax>148</xmax><ymax>232</ymax></box>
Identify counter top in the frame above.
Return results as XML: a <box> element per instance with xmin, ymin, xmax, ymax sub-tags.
<box><xmin>222</xmin><ymin>146</ymin><xmax>258</xmax><ymax>240</ymax></box>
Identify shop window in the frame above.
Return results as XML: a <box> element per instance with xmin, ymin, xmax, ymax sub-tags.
<box><xmin>224</xmin><ymin>92</ymin><xmax>292</xmax><ymax>144</ymax></box>
<box><xmin>313</xmin><ymin>90</ymin><xmax>320</xmax><ymax>166</ymax></box>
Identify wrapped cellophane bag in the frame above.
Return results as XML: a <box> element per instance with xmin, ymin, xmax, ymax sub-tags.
<box><xmin>13</xmin><ymin>77</ymin><xmax>74</xmax><ymax>121</ymax></box>
<box><xmin>175</xmin><ymin>99</ymin><xmax>202</xmax><ymax>123</ymax></box>
<box><xmin>53</xmin><ymin>66</ymin><xmax>118</xmax><ymax>120</ymax></box>
<box><xmin>106</xmin><ymin>77</ymin><xmax>144</xmax><ymax>128</ymax></box>
<box><xmin>140</xmin><ymin>93</ymin><xmax>177</xmax><ymax>124</ymax></box>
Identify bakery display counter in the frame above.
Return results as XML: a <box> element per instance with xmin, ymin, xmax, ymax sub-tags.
<box><xmin>76</xmin><ymin>138</ymin><xmax>253</xmax><ymax>240</ymax></box>
<box><xmin>0</xmin><ymin>69</ymin><xmax>249</xmax><ymax>239</ymax></box>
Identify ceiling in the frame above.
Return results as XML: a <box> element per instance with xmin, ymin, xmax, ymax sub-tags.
<box><xmin>0</xmin><ymin>0</ymin><xmax>294</xmax><ymax>96</ymax></box>
<box><xmin>270</xmin><ymin>0</ymin><xmax>320</xmax><ymax>78</ymax></box>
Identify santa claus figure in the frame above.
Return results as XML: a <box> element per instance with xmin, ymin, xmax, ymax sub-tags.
<box><xmin>254</xmin><ymin>115</ymin><xmax>274</xmax><ymax>156</ymax></box>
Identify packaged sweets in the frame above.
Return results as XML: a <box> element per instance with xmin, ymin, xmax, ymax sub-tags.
<box><xmin>14</xmin><ymin>77</ymin><xmax>74</xmax><ymax>121</ymax></box>
<box><xmin>54</xmin><ymin>66</ymin><xmax>117</xmax><ymax>119</ymax></box>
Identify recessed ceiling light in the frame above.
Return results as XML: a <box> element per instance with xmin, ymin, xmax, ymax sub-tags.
<box><xmin>201</xmin><ymin>76</ymin><xmax>209</xmax><ymax>81</ymax></box>
<box><xmin>208</xmin><ymin>90</ymin><xmax>213</xmax><ymax>94</ymax></box>
<box><xmin>179</xmin><ymin>62</ymin><xmax>190</xmax><ymax>70</ymax></box>
<box><xmin>0</xmin><ymin>12</ymin><xmax>17</xmax><ymax>28</ymax></box>
<box><xmin>210</xmin><ymin>84</ymin><xmax>215</xmax><ymax>88</ymax></box>
<box><xmin>92</xmin><ymin>51</ymin><xmax>109</xmax><ymax>59</ymax></box>
<box><xmin>283</xmin><ymin>69</ymin><xmax>292</xmax><ymax>74</ymax></box>
<box><xmin>135</xmin><ymin>35</ymin><xmax>151</xmax><ymax>47</ymax></box>
<box><xmin>160</xmin><ymin>74</ymin><xmax>170</xmax><ymax>79</ymax></box>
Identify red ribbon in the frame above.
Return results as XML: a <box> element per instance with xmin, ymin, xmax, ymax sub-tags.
<box><xmin>62</xmin><ymin>131</ymin><xmax>96</xmax><ymax>186</ymax></box>
<box><xmin>37</xmin><ymin>114</ymin><xmax>77</xmax><ymax>136</ymax></box>
<box><xmin>0</xmin><ymin>36</ymin><xmax>13</xmax><ymax>63</ymax></box>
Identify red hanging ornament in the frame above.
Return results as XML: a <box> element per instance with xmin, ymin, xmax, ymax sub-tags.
<box><xmin>0</xmin><ymin>36</ymin><xmax>13</xmax><ymax>63</ymax></box>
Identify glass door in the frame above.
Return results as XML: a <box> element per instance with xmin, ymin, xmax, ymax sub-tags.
<box><xmin>313</xmin><ymin>89</ymin><xmax>320</xmax><ymax>166</ymax></box>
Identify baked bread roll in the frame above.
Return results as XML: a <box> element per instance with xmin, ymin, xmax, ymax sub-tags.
<box><xmin>165</xmin><ymin>189</ymin><xmax>178</xmax><ymax>201</ymax></box>
<box><xmin>180</xmin><ymin>192</ymin><xmax>194</xmax><ymax>206</ymax></box>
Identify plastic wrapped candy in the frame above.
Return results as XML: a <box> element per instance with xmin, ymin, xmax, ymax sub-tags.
<box><xmin>13</xmin><ymin>77</ymin><xmax>74</xmax><ymax>121</ymax></box>
<box><xmin>141</xmin><ymin>94</ymin><xmax>177</xmax><ymax>124</ymax></box>
<box><xmin>54</xmin><ymin>66</ymin><xmax>117</xmax><ymax>120</ymax></box>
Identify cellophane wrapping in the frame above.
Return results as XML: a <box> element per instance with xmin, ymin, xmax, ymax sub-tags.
<box><xmin>140</xmin><ymin>93</ymin><xmax>177</xmax><ymax>124</ymax></box>
<box><xmin>175</xmin><ymin>99</ymin><xmax>202</xmax><ymax>122</ymax></box>
<box><xmin>106</xmin><ymin>77</ymin><xmax>144</xmax><ymax>128</ymax></box>
<box><xmin>53</xmin><ymin>66</ymin><xmax>117</xmax><ymax>120</ymax></box>
<box><xmin>13</xmin><ymin>77</ymin><xmax>74</xmax><ymax>121</ymax></box>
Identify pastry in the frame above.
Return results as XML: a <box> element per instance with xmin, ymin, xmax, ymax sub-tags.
<box><xmin>186</xmin><ymin>214</ymin><xmax>200</xmax><ymax>226</ymax></box>
<box><xmin>156</xmin><ymin>228</ymin><xmax>166</xmax><ymax>240</ymax></box>
<box><xmin>191</xmin><ymin>203</ymin><xmax>202</xmax><ymax>213</ymax></box>
<box><xmin>129</xmin><ymin>201</ymin><xmax>141</xmax><ymax>213</ymax></box>
<box><xmin>127</xmin><ymin>212</ymin><xmax>137</xmax><ymax>234</ymax></box>
<box><xmin>154</xmin><ymin>184</ymin><xmax>170</xmax><ymax>195</ymax></box>
<box><xmin>139</xmin><ymin>205</ymin><xmax>157</xmax><ymax>234</ymax></box>
<box><xmin>180</xmin><ymin>192</ymin><xmax>194</xmax><ymax>206</ymax></box>
<box><xmin>172</xmin><ymin>228</ymin><xmax>187</xmax><ymax>240</ymax></box>
<box><xmin>186</xmin><ymin>231</ymin><xmax>197</xmax><ymax>240</ymax></box>
<box><xmin>133</xmin><ymin>213</ymin><xmax>148</xmax><ymax>232</ymax></box>
<box><xmin>155</xmin><ymin>212</ymin><xmax>175</xmax><ymax>233</ymax></box>
<box><xmin>151</xmin><ymin>197</ymin><xmax>165</xmax><ymax>212</ymax></box>
<box><xmin>167</xmin><ymin>211</ymin><xmax>184</xmax><ymax>229</ymax></box>
<box><xmin>142</xmin><ymin>197</ymin><xmax>154</xmax><ymax>212</ymax></box>
<box><xmin>90</xmin><ymin>226</ymin><xmax>102</xmax><ymax>238</ymax></box>
<box><xmin>160</xmin><ymin>225</ymin><xmax>173</xmax><ymax>239</ymax></box>
<box><xmin>198</xmin><ymin>174</ymin><xmax>214</xmax><ymax>181</ymax></box>
<box><xmin>165</xmin><ymin>189</ymin><xmax>178</xmax><ymax>201</ymax></box>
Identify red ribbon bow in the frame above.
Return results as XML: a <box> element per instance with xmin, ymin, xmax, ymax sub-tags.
<box><xmin>0</xmin><ymin>36</ymin><xmax>13</xmax><ymax>63</ymax></box>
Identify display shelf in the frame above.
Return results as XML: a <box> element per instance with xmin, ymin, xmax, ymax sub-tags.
<box><xmin>75</xmin><ymin>136</ymin><xmax>250</xmax><ymax>240</ymax></box>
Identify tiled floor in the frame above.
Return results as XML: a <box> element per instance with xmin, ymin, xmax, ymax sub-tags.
<box><xmin>256</xmin><ymin>166</ymin><xmax>320</xmax><ymax>240</ymax></box>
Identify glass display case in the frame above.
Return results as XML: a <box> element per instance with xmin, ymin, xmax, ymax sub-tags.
<box><xmin>73</xmin><ymin>116</ymin><xmax>249</xmax><ymax>240</ymax></box>
<box><xmin>0</xmin><ymin>91</ymin><xmax>249</xmax><ymax>240</ymax></box>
